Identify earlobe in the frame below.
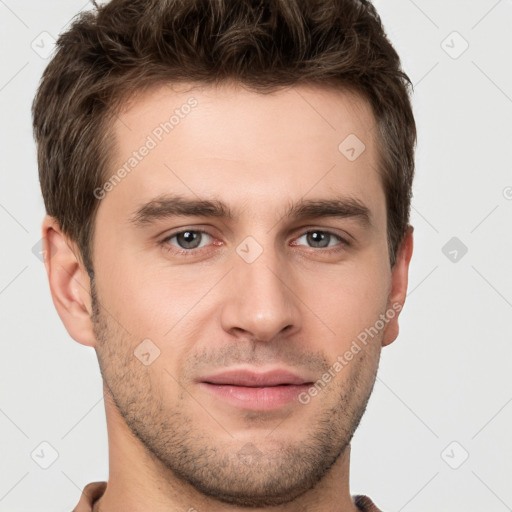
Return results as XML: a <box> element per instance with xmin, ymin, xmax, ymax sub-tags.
<box><xmin>41</xmin><ymin>215</ymin><xmax>97</xmax><ymax>348</ymax></box>
<box><xmin>382</xmin><ymin>225</ymin><xmax>414</xmax><ymax>347</ymax></box>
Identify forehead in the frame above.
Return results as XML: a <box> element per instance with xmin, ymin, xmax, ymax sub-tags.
<box><xmin>114</xmin><ymin>81</ymin><xmax>377</xmax><ymax>154</ymax></box>
<box><xmin>102</xmin><ymin>81</ymin><xmax>384</xmax><ymax>226</ymax></box>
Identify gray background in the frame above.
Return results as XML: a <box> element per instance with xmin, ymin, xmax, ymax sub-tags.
<box><xmin>1</xmin><ymin>1</ymin><xmax>511</xmax><ymax>511</ymax></box>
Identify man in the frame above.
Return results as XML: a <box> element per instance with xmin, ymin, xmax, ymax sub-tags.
<box><xmin>32</xmin><ymin>0</ymin><xmax>416</xmax><ymax>510</ymax></box>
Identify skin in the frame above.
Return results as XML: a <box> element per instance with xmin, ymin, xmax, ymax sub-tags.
<box><xmin>42</xmin><ymin>82</ymin><xmax>413</xmax><ymax>512</ymax></box>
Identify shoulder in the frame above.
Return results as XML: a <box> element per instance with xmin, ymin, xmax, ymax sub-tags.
<box><xmin>72</xmin><ymin>485</ymin><xmax>378</xmax><ymax>511</ymax></box>
<box><xmin>353</xmin><ymin>494</ymin><xmax>384</xmax><ymax>512</ymax></box>
<box><xmin>72</xmin><ymin>481</ymin><xmax>107</xmax><ymax>512</ymax></box>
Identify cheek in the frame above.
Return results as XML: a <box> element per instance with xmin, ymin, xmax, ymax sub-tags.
<box><xmin>94</xmin><ymin>243</ymin><xmax>171</xmax><ymax>321</ymax></box>
<box><xmin>96</xmin><ymin>258</ymin><xmax>223</xmax><ymax>355</ymax></box>
<box><xmin>306</xmin><ymin>261</ymin><xmax>390</xmax><ymax>331</ymax></box>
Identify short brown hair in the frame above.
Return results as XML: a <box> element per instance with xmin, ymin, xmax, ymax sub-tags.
<box><xmin>32</xmin><ymin>0</ymin><xmax>416</xmax><ymax>275</ymax></box>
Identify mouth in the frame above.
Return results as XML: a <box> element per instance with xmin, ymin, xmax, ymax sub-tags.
<box><xmin>197</xmin><ymin>368</ymin><xmax>314</xmax><ymax>411</ymax></box>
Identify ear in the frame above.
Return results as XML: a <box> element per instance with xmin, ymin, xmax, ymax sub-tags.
<box><xmin>382</xmin><ymin>225</ymin><xmax>414</xmax><ymax>347</ymax></box>
<box><xmin>41</xmin><ymin>215</ymin><xmax>97</xmax><ymax>348</ymax></box>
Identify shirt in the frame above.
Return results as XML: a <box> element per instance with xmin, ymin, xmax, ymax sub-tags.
<box><xmin>73</xmin><ymin>482</ymin><xmax>383</xmax><ymax>512</ymax></box>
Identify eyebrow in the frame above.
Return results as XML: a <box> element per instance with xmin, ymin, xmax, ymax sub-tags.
<box><xmin>128</xmin><ymin>193</ymin><xmax>372</xmax><ymax>228</ymax></box>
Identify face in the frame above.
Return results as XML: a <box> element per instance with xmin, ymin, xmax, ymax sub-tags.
<box><xmin>85</xmin><ymin>82</ymin><xmax>408</xmax><ymax>507</ymax></box>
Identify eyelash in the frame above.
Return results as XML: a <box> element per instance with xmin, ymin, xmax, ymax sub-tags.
<box><xmin>160</xmin><ymin>228</ymin><xmax>350</xmax><ymax>257</ymax></box>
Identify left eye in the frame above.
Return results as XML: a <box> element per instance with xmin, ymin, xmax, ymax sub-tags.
<box><xmin>293</xmin><ymin>230</ymin><xmax>344</xmax><ymax>249</ymax></box>
<box><xmin>165</xmin><ymin>230</ymin><xmax>212</xmax><ymax>250</ymax></box>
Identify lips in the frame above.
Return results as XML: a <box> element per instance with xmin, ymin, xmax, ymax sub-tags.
<box><xmin>197</xmin><ymin>368</ymin><xmax>314</xmax><ymax>411</ymax></box>
<box><xmin>199</xmin><ymin>369</ymin><xmax>311</xmax><ymax>387</ymax></box>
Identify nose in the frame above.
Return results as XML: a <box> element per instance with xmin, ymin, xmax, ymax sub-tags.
<box><xmin>219</xmin><ymin>242</ymin><xmax>302</xmax><ymax>343</ymax></box>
